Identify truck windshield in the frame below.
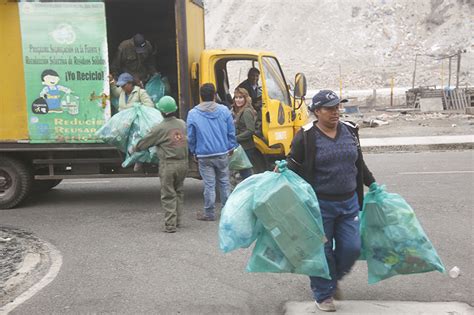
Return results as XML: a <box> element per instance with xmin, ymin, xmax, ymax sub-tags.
<box><xmin>261</xmin><ymin>56</ymin><xmax>291</xmax><ymax>107</ymax></box>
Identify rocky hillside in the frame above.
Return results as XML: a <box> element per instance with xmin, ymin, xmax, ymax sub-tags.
<box><xmin>204</xmin><ymin>0</ymin><xmax>473</xmax><ymax>90</ymax></box>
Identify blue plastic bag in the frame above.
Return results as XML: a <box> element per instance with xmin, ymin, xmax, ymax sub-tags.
<box><xmin>219</xmin><ymin>161</ymin><xmax>330</xmax><ymax>278</ymax></box>
<box><xmin>360</xmin><ymin>183</ymin><xmax>446</xmax><ymax>284</ymax></box>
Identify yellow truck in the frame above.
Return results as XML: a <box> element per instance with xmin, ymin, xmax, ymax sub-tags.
<box><xmin>0</xmin><ymin>0</ymin><xmax>308</xmax><ymax>209</ymax></box>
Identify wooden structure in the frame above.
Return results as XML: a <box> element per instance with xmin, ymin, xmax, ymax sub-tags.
<box><xmin>406</xmin><ymin>86</ymin><xmax>473</xmax><ymax>109</ymax></box>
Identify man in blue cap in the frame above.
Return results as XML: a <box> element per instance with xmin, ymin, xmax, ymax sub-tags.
<box><xmin>111</xmin><ymin>33</ymin><xmax>157</xmax><ymax>85</ymax></box>
<box><xmin>287</xmin><ymin>90</ymin><xmax>376</xmax><ymax>312</ymax></box>
<box><xmin>109</xmin><ymin>72</ymin><xmax>154</xmax><ymax>111</ymax></box>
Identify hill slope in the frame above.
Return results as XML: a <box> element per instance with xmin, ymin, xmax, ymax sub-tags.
<box><xmin>204</xmin><ymin>0</ymin><xmax>473</xmax><ymax>90</ymax></box>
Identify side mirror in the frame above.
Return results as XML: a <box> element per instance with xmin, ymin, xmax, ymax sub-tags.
<box><xmin>294</xmin><ymin>73</ymin><xmax>307</xmax><ymax>98</ymax></box>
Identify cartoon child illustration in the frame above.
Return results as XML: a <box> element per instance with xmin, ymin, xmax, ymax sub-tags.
<box><xmin>40</xmin><ymin>69</ymin><xmax>71</xmax><ymax>113</ymax></box>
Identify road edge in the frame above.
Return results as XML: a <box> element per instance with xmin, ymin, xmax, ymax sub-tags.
<box><xmin>0</xmin><ymin>241</ymin><xmax>62</xmax><ymax>315</ymax></box>
<box><xmin>361</xmin><ymin>142</ymin><xmax>473</xmax><ymax>153</ymax></box>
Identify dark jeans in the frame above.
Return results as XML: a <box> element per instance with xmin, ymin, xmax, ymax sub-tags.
<box><xmin>239</xmin><ymin>147</ymin><xmax>258</xmax><ymax>179</ymax></box>
<box><xmin>198</xmin><ymin>154</ymin><xmax>231</xmax><ymax>217</ymax></box>
<box><xmin>310</xmin><ymin>193</ymin><xmax>361</xmax><ymax>302</ymax></box>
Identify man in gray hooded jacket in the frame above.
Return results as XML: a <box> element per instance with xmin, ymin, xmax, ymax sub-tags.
<box><xmin>187</xmin><ymin>83</ymin><xmax>237</xmax><ymax>221</ymax></box>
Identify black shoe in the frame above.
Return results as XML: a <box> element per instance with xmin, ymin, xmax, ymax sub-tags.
<box><xmin>196</xmin><ymin>213</ymin><xmax>215</xmax><ymax>221</ymax></box>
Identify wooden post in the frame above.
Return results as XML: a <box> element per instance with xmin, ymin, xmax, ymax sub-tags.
<box><xmin>441</xmin><ymin>60</ymin><xmax>444</xmax><ymax>88</ymax></box>
<box><xmin>448</xmin><ymin>57</ymin><xmax>452</xmax><ymax>88</ymax></box>
<box><xmin>372</xmin><ymin>89</ymin><xmax>377</xmax><ymax>108</ymax></box>
<box><xmin>339</xmin><ymin>64</ymin><xmax>343</xmax><ymax>104</ymax></box>
<box><xmin>390</xmin><ymin>77</ymin><xmax>394</xmax><ymax>107</ymax></box>
<box><xmin>456</xmin><ymin>52</ymin><xmax>461</xmax><ymax>89</ymax></box>
<box><xmin>412</xmin><ymin>54</ymin><xmax>418</xmax><ymax>89</ymax></box>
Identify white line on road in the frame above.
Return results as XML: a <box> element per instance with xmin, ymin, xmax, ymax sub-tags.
<box><xmin>62</xmin><ymin>180</ymin><xmax>111</xmax><ymax>184</ymax></box>
<box><xmin>399</xmin><ymin>171</ymin><xmax>474</xmax><ymax>175</ymax></box>
<box><xmin>0</xmin><ymin>242</ymin><xmax>63</xmax><ymax>315</ymax></box>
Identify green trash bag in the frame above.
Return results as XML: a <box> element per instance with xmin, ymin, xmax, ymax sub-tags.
<box><xmin>219</xmin><ymin>160</ymin><xmax>330</xmax><ymax>278</ymax></box>
<box><xmin>122</xmin><ymin>105</ymin><xmax>163</xmax><ymax>167</ymax></box>
<box><xmin>95</xmin><ymin>103</ymin><xmax>163</xmax><ymax>167</ymax></box>
<box><xmin>146</xmin><ymin>73</ymin><xmax>167</xmax><ymax>103</ymax></box>
<box><xmin>360</xmin><ymin>183</ymin><xmax>446</xmax><ymax>284</ymax></box>
<box><xmin>228</xmin><ymin>145</ymin><xmax>252</xmax><ymax>171</ymax></box>
<box><xmin>219</xmin><ymin>174</ymin><xmax>262</xmax><ymax>253</ymax></box>
<box><xmin>95</xmin><ymin>106</ymin><xmax>137</xmax><ymax>151</ymax></box>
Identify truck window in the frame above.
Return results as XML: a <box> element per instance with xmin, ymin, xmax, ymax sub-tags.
<box><xmin>225</xmin><ymin>60</ymin><xmax>259</xmax><ymax>95</ymax></box>
<box><xmin>213</xmin><ymin>59</ymin><xmax>259</xmax><ymax>106</ymax></box>
<box><xmin>261</xmin><ymin>56</ymin><xmax>291</xmax><ymax>107</ymax></box>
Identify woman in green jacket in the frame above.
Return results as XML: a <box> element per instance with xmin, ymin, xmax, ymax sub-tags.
<box><xmin>231</xmin><ymin>88</ymin><xmax>257</xmax><ymax>179</ymax></box>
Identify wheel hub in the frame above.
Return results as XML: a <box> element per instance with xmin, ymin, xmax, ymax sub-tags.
<box><xmin>0</xmin><ymin>170</ymin><xmax>13</xmax><ymax>193</ymax></box>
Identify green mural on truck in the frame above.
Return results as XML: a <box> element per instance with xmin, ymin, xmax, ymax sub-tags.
<box><xmin>19</xmin><ymin>2</ymin><xmax>110</xmax><ymax>143</ymax></box>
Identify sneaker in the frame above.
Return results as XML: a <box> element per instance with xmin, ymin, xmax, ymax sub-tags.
<box><xmin>315</xmin><ymin>298</ymin><xmax>336</xmax><ymax>312</ymax></box>
<box><xmin>163</xmin><ymin>227</ymin><xmax>177</xmax><ymax>233</ymax></box>
<box><xmin>196</xmin><ymin>213</ymin><xmax>215</xmax><ymax>221</ymax></box>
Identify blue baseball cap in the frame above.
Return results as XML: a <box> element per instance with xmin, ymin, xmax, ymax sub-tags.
<box><xmin>116</xmin><ymin>72</ymin><xmax>134</xmax><ymax>87</ymax></box>
<box><xmin>309</xmin><ymin>90</ymin><xmax>347</xmax><ymax>111</ymax></box>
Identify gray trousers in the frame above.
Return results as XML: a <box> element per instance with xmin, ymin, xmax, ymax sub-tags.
<box><xmin>159</xmin><ymin>160</ymin><xmax>188</xmax><ymax>230</ymax></box>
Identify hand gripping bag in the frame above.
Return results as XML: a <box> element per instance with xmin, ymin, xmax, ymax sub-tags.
<box><xmin>247</xmin><ymin>161</ymin><xmax>329</xmax><ymax>277</ymax></box>
<box><xmin>219</xmin><ymin>161</ymin><xmax>330</xmax><ymax>278</ymax></box>
<box><xmin>228</xmin><ymin>145</ymin><xmax>253</xmax><ymax>171</ymax></box>
<box><xmin>360</xmin><ymin>183</ymin><xmax>445</xmax><ymax>284</ymax></box>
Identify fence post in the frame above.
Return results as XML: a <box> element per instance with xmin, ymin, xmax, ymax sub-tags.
<box><xmin>372</xmin><ymin>89</ymin><xmax>377</xmax><ymax>108</ymax></box>
<box><xmin>390</xmin><ymin>77</ymin><xmax>394</xmax><ymax>107</ymax></box>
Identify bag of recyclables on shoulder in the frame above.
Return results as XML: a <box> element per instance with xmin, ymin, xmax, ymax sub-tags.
<box><xmin>228</xmin><ymin>145</ymin><xmax>253</xmax><ymax>171</ymax></box>
<box><xmin>95</xmin><ymin>103</ymin><xmax>163</xmax><ymax>167</ymax></box>
<box><xmin>219</xmin><ymin>160</ymin><xmax>330</xmax><ymax>278</ymax></box>
<box><xmin>359</xmin><ymin>183</ymin><xmax>445</xmax><ymax>284</ymax></box>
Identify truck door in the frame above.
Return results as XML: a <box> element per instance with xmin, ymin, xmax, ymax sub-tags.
<box><xmin>18</xmin><ymin>1</ymin><xmax>110</xmax><ymax>143</ymax></box>
<box><xmin>259</xmin><ymin>56</ymin><xmax>294</xmax><ymax>154</ymax></box>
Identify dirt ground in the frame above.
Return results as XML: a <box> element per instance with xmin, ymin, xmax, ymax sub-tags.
<box><xmin>351</xmin><ymin>110</ymin><xmax>474</xmax><ymax>138</ymax></box>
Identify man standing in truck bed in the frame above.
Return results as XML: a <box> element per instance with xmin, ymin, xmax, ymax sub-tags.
<box><xmin>111</xmin><ymin>33</ymin><xmax>157</xmax><ymax>86</ymax></box>
<box><xmin>135</xmin><ymin>96</ymin><xmax>188</xmax><ymax>233</ymax></box>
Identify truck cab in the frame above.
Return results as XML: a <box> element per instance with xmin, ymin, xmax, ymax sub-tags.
<box><xmin>198</xmin><ymin>49</ymin><xmax>309</xmax><ymax>171</ymax></box>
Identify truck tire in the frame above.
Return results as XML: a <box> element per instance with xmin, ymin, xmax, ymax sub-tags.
<box><xmin>0</xmin><ymin>156</ymin><xmax>33</xmax><ymax>209</ymax></box>
<box><xmin>32</xmin><ymin>179</ymin><xmax>63</xmax><ymax>193</ymax></box>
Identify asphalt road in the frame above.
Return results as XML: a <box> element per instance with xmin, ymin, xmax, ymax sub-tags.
<box><xmin>1</xmin><ymin>151</ymin><xmax>473</xmax><ymax>314</ymax></box>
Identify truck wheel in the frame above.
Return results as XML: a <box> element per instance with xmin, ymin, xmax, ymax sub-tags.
<box><xmin>32</xmin><ymin>179</ymin><xmax>63</xmax><ymax>193</ymax></box>
<box><xmin>0</xmin><ymin>156</ymin><xmax>33</xmax><ymax>209</ymax></box>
